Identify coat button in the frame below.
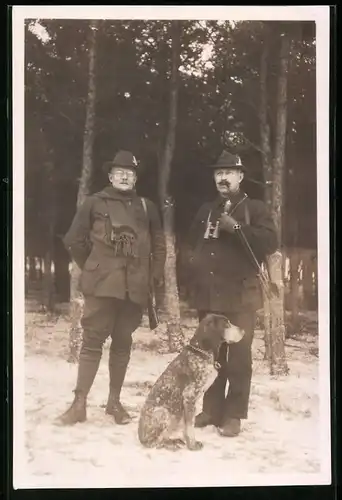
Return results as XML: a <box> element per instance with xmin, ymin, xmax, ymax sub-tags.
<box><xmin>210</xmin><ymin>271</ymin><xmax>214</xmax><ymax>275</ymax></box>
<box><xmin>211</xmin><ymin>252</ymin><xmax>215</xmax><ymax>256</ymax></box>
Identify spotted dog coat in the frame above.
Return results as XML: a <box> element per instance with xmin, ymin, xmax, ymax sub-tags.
<box><xmin>138</xmin><ymin>314</ymin><xmax>245</xmax><ymax>451</ymax></box>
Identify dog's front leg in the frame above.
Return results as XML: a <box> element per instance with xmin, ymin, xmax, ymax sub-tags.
<box><xmin>182</xmin><ymin>388</ymin><xmax>203</xmax><ymax>451</ymax></box>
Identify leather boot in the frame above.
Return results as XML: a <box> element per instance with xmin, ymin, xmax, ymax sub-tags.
<box><xmin>105</xmin><ymin>391</ymin><xmax>132</xmax><ymax>425</ymax></box>
<box><xmin>106</xmin><ymin>349</ymin><xmax>131</xmax><ymax>424</ymax></box>
<box><xmin>55</xmin><ymin>391</ymin><xmax>87</xmax><ymax>426</ymax></box>
<box><xmin>218</xmin><ymin>418</ymin><xmax>241</xmax><ymax>437</ymax></box>
<box><xmin>195</xmin><ymin>412</ymin><xmax>217</xmax><ymax>428</ymax></box>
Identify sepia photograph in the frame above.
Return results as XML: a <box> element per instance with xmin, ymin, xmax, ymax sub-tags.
<box><xmin>12</xmin><ymin>5</ymin><xmax>331</xmax><ymax>489</ymax></box>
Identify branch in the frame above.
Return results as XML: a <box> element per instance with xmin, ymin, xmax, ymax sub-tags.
<box><xmin>58</xmin><ymin>110</ymin><xmax>74</xmax><ymax>127</ymax></box>
<box><xmin>243</xmin><ymin>136</ymin><xmax>266</xmax><ymax>156</ymax></box>
<box><xmin>224</xmin><ymin>128</ymin><xmax>266</xmax><ymax>157</ymax></box>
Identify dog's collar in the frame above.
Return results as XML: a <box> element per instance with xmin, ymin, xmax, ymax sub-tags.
<box><xmin>186</xmin><ymin>343</ymin><xmax>221</xmax><ymax>371</ymax></box>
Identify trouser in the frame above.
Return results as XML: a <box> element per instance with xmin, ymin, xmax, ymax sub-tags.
<box><xmin>75</xmin><ymin>295</ymin><xmax>143</xmax><ymax>398</ymax></box>
<box><xmin>198</xmin><ymin>309</ymin><xmax>256</xmax><ymax>424</ymax></box>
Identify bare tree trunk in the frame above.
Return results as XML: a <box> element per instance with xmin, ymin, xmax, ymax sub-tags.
<box><xmin>269</xmin><ymin>32</ymin><xmax>290</xmax><ymax>375</ymax></box>
<box><xmin>311</xmin><ymin>252</ymin><xmax>318</xmax><ymax>310</ymax></box>
<box><xmin>267</xmin><ymin>253</ymin><xmax>288</xmax><ymax>374</ymax></box>
<box><xmin>38</xmin><ymin>258</ymin><xmax>43</xmax><ymax>281</ymax></box>
<box><xmin>288</xmin><ymin>162</ymin><xmax>301</xmax><ymax>333</ymax></box>
<box><xmin>68</xmin><ymin>268</ymin><xmax>84</xmax><ymax>363</ymax></box>
<box><xmin>28</xmin><ymin>256</ymin><xmax>37</xmax><ymax>282</ymax></box>
<box><xmin>259</xmin><ymin>29</ymin><xmax>290</xmax><ymax>375</ymax></box>
<box><xmin>68</xmin><ymin>20</ymin><xmax>98</xmax><ymax>363</ymax></box>
<box><xmin>302</xmin><ymin>249</ymin><xmax>316</xmax><ymax>310</ymax></box>
<box><xmin>41</xmin><ymin>162</ymin><xmax>56</xmax><ymax>312</ymax></box>
<box><xmin>42</xmin><ymin>226</ymin><xmax>55</xmax><ymax>312</ymax></box>
<box><xmin>289</xmin><ymin>248</ymin><xmax>301</xmax><ymax>334</ymax></box>
<box><xmin>259</xmin><ymin>37</ymin><xmax>272</xmax><ymax>361</ymax></box>
<box><xmin>273</xmin><ymin>33</ymin><xmax>290</xmax><ymax>240</ymax></box>
<box><xmin>158</xmin><ymin>21</ymin><xmax>183</xmax><ymax>353</ymax></box>
<box><xmin>259</xmin><ymin>38</ymin><xmax>273</xmax><ymax>210</ymax></box>
<box><xmin>54</xmin><ymin>239</ymin><xmax>70</xmax><ymax>303</ymax></box>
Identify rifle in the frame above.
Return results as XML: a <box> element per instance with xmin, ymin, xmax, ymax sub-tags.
<box><xmin>235</xmin><ymin>226</ymin><xmax>282</xmax><ymax>301</ymax></box>
<box><xmin>235</xmin><ymin>226</ymin><xmax>285</xmax><ymax>364</ymax></box>
<box><xmin>141</xmin><ymin>197</ymin><xmax>160</xmax><ymax>331</ymax></box>
<box><xmin>220</xmin><ymin>197</ymin><xmax>282</xmax><ymax>299</ymax></box>
<box><xmin>147</xmin><ymin>287</ymin><xmax>159</xmax><ymax>330</ymax></box>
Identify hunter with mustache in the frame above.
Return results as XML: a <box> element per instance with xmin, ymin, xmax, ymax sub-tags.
<box><xmin>187</xmin><ymin>150</ymin><xmax>278</xmax><ymax>437</ymax></box>
<box><xmin>56</xmin><ymin>150</ymin><xmax>166</xmax><ymax>426</ymax></box>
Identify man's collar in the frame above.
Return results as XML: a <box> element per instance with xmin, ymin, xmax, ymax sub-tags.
<box><xmin>214</xmin><ymin>190</ymin><xmax>246</xmax><ymax>207</ymax></box>
<box><xmin>101</xmin><ymin>185</ymin><xmax>138</xmax><ymax>199</ymax></box>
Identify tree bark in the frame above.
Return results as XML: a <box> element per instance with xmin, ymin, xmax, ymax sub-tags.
<box><xmin>158</xmin><ymin>21</ymin><xmax>183</xmax><ymax>353</ymax></box>
<box><xmin>268</xmin><ymin>32</ymin><xmax>290</xmax><ymax>375</ymax></box>
<box><xmin>259</xmin><ymin>38</ymin><xmax>273</xmax><ymax>210</ymax></box>
<box><xmin>302</xmin><ymin>249</ymin><xmax>316</xmax><ymax>310</ymax></box>
<box><xmin>266</xmin><ymin>252</ymin><xmax>288</xmax><ymax>375</ymax></box>
<box><xmin>54</xmin><ymin>238</ymin><xmax>70</xmax><ymax>303</ymax></box>
<box><xmin>289</xmin><ymin>248</ymin><xmax>301</xmax><ymax>334</ymax></box>
<box><xmin>38</xmin><ymin>258</ymin><xmax>43</xmax><ymax>281</ymax></box>
<box><xmin>68</xmin><ymin>20</ymin><xmax>98</xmax><ymax>363</ymax></box>
<box><xmin>42</xmin><ymin>247</ymin><xmax>54</xmax><ymax>312</ymax></box>
<box><xmin>273</xmin><ymin>33</ymin><xmax>290</xmax><ymax>240</ymax></box>
<box><xmin>41</xmin><ymin>162</ymin><xmax>56</xmax><ymax>312</ymax></box>
<box><xmin>259</xmin><ymin>36</ymin><xmax>273</xmax><ymax>361</ymax></box>
<box><xmin>28</xmin><ymin>256</ymin><xmax>37</xmax><ymax>282</ymax></box>
<box><xmin>259</xmin><ymin>28</ymin><xmax>290</xmax><ymax>375</ymax></box>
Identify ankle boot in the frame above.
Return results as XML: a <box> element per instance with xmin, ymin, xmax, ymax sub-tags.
<box><xmin>55</xmin><ymin>391</ymin><xmax>87</xmax><ymax>426</ymax></box>
<box><xmin>195</xmin><ymin>411</ymin><xmax>217</xmax><ymax>428</ymax></box>
<box><xmin>218</xmin><ymin>418</ymin><xmax>241</xmax><ymax>437</ymax></box>
<box><xmin>105</xmin><ymin>392</ymin><xmax>132</xmax><ymax>425</ymax></box>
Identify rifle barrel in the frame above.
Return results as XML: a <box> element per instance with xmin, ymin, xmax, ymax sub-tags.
<box><xmin>235</xmin><ymin>227</ymin><xmax>275</xmax><ymax>300</ymax></box>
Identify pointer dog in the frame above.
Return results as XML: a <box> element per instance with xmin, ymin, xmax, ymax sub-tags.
<box><xmin>138</xmin><ymin>313</ymin><xmax>245</xmax><ymax>451</ymax></box>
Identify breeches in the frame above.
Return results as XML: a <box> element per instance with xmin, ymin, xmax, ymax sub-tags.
<box><xmin>198</xmin><ymin>309</ymin><xmax>256</xmax><ymax>422</ymax></box>
<box><xmin>81</xmin><ymin>295</ymin><xmax>143</xmax><ymax>355</ymax></box>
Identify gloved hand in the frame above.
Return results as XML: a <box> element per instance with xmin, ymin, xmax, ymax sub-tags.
<box><xmin>219</xmin><ymin>213</ymin><xmax>240</xmax><ymax>234</ymax></box>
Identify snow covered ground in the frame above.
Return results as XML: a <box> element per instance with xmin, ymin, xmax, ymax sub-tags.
<box><xmin>15</xmin><ymin>300</ymin><xmax>328</xmax><ymax>489</ymax></box>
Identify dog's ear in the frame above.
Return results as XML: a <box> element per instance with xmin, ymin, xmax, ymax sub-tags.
<box><xmin>195</xmin><ymin>314</ymin><xmax>211</xmax><ymax>338</ymax></box>
<box><xmin>194</xmin><ymin>314</ymin><xmax>223</xmax><ymax>353</ymax></box>
<box><xmin>200</xmin><ymin>338</ymin><xmax>212</xmax><ymax>351</ymax></box>
<box><xmin>193</xmin><ymin>315</ymin><xmax>214</xmax><ymax>348</ymax></box>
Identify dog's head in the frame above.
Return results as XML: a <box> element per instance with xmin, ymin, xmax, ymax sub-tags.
<box><xmin>193</xmin><ymin>313</ymin><xmax>245</xmax><ymax>357</ymax></box>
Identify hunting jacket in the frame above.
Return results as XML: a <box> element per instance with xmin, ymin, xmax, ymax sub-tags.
<box><xmin>63</xmin><ymin>186</ymin><xmax>166</xmax><ymax>307</ymax></box>
<box><xmin>187</xmin><ymin>191</ymin><xmax>278</xmax><ymax>313</ymax></box>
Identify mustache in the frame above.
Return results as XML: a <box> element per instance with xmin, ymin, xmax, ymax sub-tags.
<box><xmin>218</xmin><ymin>181</ymin><xmax>231</xmax><ymax>187</ymax></box>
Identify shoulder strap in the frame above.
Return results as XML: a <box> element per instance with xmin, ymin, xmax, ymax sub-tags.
<box><xmin>102</xmin><ymin>198</ymin><xmax>115</xmax><ymax>226</ymax></box>
<box><xmin>141</xmin><ymin>197</ymin><xmax>151</xmax><ymax>234</ymax></box>
<box><xmin>141</xmin><ymin>197</ymin><xmax>148</xmax><ymax>217</ymax></box>
<box><xmin>141</xmin><ymin>198</ymin><xmax>154</xmax><ymax>268</ymax></box>
<box><xmin>244</xmin><ymin>201</ymin><xmax>250</xmax><ymax>226</ymax></box>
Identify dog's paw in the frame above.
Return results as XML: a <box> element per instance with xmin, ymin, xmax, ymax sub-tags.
<box><xmin>187</xmin><ymin>440</ymin><xmax>203</xmax><ymax>451</ymax></box>
<box><xmin>162</xmin><ymin>439</ymin><xmax>186</xmax><ymax>452</ymax></box>
<box><xmin>172</xmin><ymin>438</ymin><xmax>186</xmax><ymax>446</ymax></box>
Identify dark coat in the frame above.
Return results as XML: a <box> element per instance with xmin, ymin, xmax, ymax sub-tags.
<box><xmin>187</xmin><ymin>192</ymin><xmax>278</xmax><ymax>313</ymax></box>
<box><xmin>63</xmin><ymin>186</ymin><xmax>166</xmax><ymax>307</ymax></box>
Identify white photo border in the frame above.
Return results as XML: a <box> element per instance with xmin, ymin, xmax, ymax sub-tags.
<box><xmin>12</xmin><ymin>5</ymin><xmax>331</xmax><ymax>489</ymax></box>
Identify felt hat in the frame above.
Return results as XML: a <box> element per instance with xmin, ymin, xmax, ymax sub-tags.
<box><xmin>209</xmin><ymin>150</ymin><xmax>247</xmax><ymax>172</ymax></box>
<box><xmin>103</xmin><ymin>150</ymin><xmax>139</xmax><ymax>174</ymax></box>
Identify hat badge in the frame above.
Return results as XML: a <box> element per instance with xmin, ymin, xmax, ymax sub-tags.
<box><xmin>132</xmin><ymin>156</ymin><xmax>138</xmax><ymax>166</ymax></box>
<box><xmin>236</xmin><ymin>156</ymin><xmax>242</xmax><ymax>166</ymax></box>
